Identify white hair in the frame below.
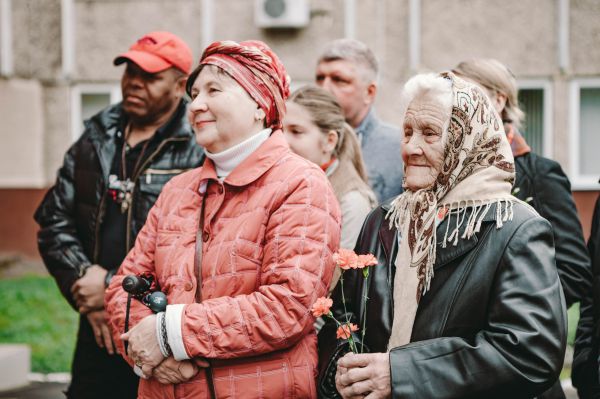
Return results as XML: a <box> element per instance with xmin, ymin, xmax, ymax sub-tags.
<box><xmin>398</xmin><ymin>73</ymin><xmax>453</xmax><ymax>142</ymax></box>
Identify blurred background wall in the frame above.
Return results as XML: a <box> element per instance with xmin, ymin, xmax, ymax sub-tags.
<box><xmin>0</xmin><ymin>0</ymin><xmax>599</xmax><ymax>259</ymax></box>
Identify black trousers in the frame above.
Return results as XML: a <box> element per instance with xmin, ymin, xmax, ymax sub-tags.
<box><xmin>537</xmin><ymin>380</ymin><xmax>566</xmax><ymax>399</ymax></box>
<box><xmin>66</xmin><ymin>316</ymin><xmax>138</xmax><ymax>399</ymax></box>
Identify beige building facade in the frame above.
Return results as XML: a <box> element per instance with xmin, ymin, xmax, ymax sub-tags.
<box><xmin>1</xmin><ymin>0</ymin><xmax>599</xmax><ymax>257</ymax></box>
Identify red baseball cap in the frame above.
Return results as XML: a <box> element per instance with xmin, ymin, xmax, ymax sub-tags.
<box><xmin>114</xmin><ymin>31</ymin><xmax>193</xmax><ymax>74</ymax></box>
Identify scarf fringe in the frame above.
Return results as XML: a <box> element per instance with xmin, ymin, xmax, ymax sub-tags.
<box><xmin>443</xmin><ymin>198</ymin><xmax>514</xmax><ymax>246</ymax></box>
<box><xmin>386</xmin><ymin>197</ymin><xmax>514</xmax><ymax>296</ymax></box>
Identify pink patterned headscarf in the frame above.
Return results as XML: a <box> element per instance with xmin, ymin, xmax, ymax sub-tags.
<box><xmin>199</xmin><ymin>40</ymin><xmax>290</xmax><ymax>129</ymax></box>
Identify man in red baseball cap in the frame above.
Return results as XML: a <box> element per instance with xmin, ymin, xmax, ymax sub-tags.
<box><xmin>35</xmin><ymin>31</ymin><xmax>203</xmax><ymax>399</ymax></box>
<box><xmin>114</xmin><ymin>30</ymin><xmax>192</xmax><ymax>74</ymax></box>
<box><xmin>113</xmin><ymin>31</ymin><xmax>193</xmax><ymax>130</ymax></box>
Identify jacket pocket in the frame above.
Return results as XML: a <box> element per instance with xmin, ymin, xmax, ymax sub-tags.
<box><xmin>212</xmin><ymin>357</ymin><xmax>292</xmax><ymax>398</ymax></box>
<box><xmin>156</xmin><ymin>230</ymin><xmax>182</xmax><ymax>248</ymax></box>
<box><xmin>138</xmin><ymin>168</ymin><xmax>190</xmax><ymax>199</ymax></box>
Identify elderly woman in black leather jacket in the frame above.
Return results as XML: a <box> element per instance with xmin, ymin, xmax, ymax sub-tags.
<box><xmin>317</xmin><ymin>72</ymin><xmax>567</xmax><ymax>398</ymax></box>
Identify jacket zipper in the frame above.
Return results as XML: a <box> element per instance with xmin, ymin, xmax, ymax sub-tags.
<box><xmin>92</xmin><ymin>191</ymin><xmax>108</xmax><ymax>264</ymax></box>
<box><xmin>143</xmin><ymin>168</ymin><xmax>188</xmax><ymax>175</ymax></box>
<box><xmin>143</xmin><ymin>168</ymin><xmax>190</xmax><ymax>184</ymax></box>
<box><xmin>125</xmin><ymin>137</ymin><xmax>188</xmax><ymax>252</ymax></box>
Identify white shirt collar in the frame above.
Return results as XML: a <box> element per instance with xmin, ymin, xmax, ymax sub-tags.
<box><xmin>204</xmin><ymin>128</ymin><xmax>272</xmax><ymax>181</ymax></box>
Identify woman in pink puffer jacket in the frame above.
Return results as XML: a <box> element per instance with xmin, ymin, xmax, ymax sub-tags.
<box><xmin>105</xmin><ymin>40</ymin><xmax>341</xmax><ymax>398</ymax></box>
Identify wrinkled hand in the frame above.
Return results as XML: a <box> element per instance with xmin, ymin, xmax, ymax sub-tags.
<box><xmin>336</xmin><ymin>353</ymin><xmax>391</xmax><ymax>399</ymax></box>
<box><xmin>72</xmin><ymin>265</ymin><xmax>107</xmax><ymax>313</ymax></box>
<box><xmin>152</xmin><ymin>357</ymin><xmax>202</xmax><ymax>385</ymax></box>
<box><xmin>86</xmin><ymin>310</ymin><xmax>116</xmax><ymax>355</ymax></box>
<box><xmin>121</xmin><ymin>314</ymin><xmax>163</xmax><ymax>377</ymax></box>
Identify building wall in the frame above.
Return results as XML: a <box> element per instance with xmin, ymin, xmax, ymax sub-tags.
<box><xmin>571</xmin><ymin>0</ymin><xmax>600</xmax><ymax>76</ymax></box>
<box><xmin>1</xmin><ymin>0</ymin><xmax>599</xmax><ymax>259</ymax></box>
<box><xmin>3</xmin><ymin>0</ymin><xmax>599</xmax><ymax>178</ymax></box>
<box><xmin>12</xmin><ymin>0</ymin><xmax>62</xmax><ymax>81</ymax></box>
<box><xmin>0</xmin><ymin>189</ymin><xmax>47</xmax><ymax>258</ymax></box>
<box><xmin>0</xmin><ymin>79</ymin><xmax>45</xmax><ymax>187</ymax></box>
<box><xmin>74</xmin><ymin>0</ymin><xmax>203</xmax><ymax>81</ymax></box>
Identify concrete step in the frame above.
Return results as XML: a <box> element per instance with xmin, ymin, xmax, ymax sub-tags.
<box><xmin>0</xmin><ymin>344</ymin><xmax>30</xmax><ymax>391</ymax></box>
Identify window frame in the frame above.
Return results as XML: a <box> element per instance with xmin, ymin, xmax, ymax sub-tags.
<box><xmin>569</xmin><ymin>78</ymin><xmax>600</xmax><ymax>190</ymax></box>
<box><xmin>70</xmin><ymin>83</ymin><xmax>121</xmax><ymax>141</ymax></box>
<box><xmin>517</xmin><ymin>78</ymin><xmax>554</xmax><ymax>159</ymax></box>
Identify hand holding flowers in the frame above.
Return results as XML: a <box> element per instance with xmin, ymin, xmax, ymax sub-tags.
<box><xmin>312</xmin><ymin>249</ymin><xmax>378</xmax><ymax>353</ymax></box>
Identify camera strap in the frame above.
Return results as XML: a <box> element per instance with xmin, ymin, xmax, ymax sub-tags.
<box><xmin>124</xmin><ymin>293</ymin><xmax>132</xmax><ymax>354</ymax></box>
<box><xmin>195</xmin><ymin>185</ymin><xmax>208</xmax><ymax>303</ymax></box>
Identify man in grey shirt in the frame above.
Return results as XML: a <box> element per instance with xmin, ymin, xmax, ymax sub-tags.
<box><xmin>316</xmin><ymin>39</ymin><xmax>403</xmax><ymax>202</ymax></box>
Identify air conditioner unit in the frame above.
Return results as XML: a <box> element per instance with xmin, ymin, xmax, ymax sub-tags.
<box><xmin>255</xmin><ymin>0</ymin><xmax>310</xmax><ymax>29</ymax></box>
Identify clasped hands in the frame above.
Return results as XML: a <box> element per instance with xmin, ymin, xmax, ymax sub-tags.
<box><xmin>121</xmin><ymin>314</ymin><xmax>206</xmax><ymax>384</ymax></box>
<box><xmin>335</xmin><ymin>352</ymin><xmax>392</xmax><ymax>399</ymax></box>
<box><xmin>72</xmin><ymin>264</ymin><xmax>107</xmax><ymax>314</ymax></box>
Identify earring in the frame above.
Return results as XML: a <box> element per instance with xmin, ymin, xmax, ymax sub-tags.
<box><xmin>255</xmin><ymin>109</ymin><xmax>265</xmax><ymax>121</ymax></box>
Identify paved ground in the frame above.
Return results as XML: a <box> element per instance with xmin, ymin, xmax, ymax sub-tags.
<box><xmin>0</xmin><ymin>381</ymin><xmax>580</xmax><ymax>399</ymax></box>
<box><xmin>0</xmin><ymin>382</ymin><xmax>68</xmax><ymax>399</ymax></box>
<box><xmin>0</xmin><ymin>255</ymin><xmax>47</xmax><ymax>278</ymax></box>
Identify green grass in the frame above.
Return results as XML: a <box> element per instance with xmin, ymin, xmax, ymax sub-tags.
<box><xmin>0</xmin><ymin>275</ymin><xmax>77</xmax><ymax>373</ymax></box>
<box><xmin>0</xmin><ymin>274</ymin><xmax>584</xmax><ymax>377</ymax></box>
<box><xmin>561</xmin><ymin>303</ymin><xmax>581</xmax><ymax>381</ymax></box>
<box><xmin>568</xmin><ymin>303</ymin><xmax>580</xmax><ymax>347</ymax></box>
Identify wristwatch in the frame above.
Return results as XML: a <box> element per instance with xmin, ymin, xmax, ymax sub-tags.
<box><xmin>104</xmin><ymin>268</ymin><xmax>117</xmax><ymax>288</ymax></box>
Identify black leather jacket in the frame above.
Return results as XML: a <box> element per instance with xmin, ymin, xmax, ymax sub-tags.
<box><xmin>34</xmin><ymin>100</ymin><xmax>204</xmax><ymax>309</ymax></box>
<box><xmin>573</xmin><ymin>194</ymin><xmax>600</xmax><ymax>398</ymax></box>
<box><xmin>318</xmin><ymin>201</ymin><xmax>567</xmax><ymax>398</ymax></box>
<box><xmin>512</xmin><ymin>151</ymin><xmax>591</xmax><ymax>399</ymax></box>
<box><xmin>513</xmin><ymin>152</ymin><xmax>592</xmax><ymax>307</ymax></box>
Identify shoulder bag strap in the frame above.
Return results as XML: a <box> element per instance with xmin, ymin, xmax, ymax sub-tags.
<box><xmin>194</xmin><ymin>182</ymin><xmax>217</xmax><ymax>398</ymax></box>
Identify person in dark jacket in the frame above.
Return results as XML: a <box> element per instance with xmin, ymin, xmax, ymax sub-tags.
<box><xmin>317</xmin><ymin>72</ymin><xmax>566</xmax><ymax>398</ymax></box>
<box><xmin>453</xmin><ymin>58</ymin><xmax>592</xmax><ymax>399</ymax></box>
<box><xmin>34</xmin><ymin>31</ymin><xmax>204</xmax><ymax>399</ymax></box>
<box><xmin>573</xmin><ymin>193</ymin><xmax>600</xmax><ymax>398</ymax></box>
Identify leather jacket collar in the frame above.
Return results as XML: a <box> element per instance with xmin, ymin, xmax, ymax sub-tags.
<box><xmin>377</xmin><ymin>201</ymin><xmax>501</xmax><ymax>274</ymax></box>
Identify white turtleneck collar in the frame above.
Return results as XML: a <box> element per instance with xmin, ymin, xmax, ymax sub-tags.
<box><xmin>204</xmin><ymin>128</ymin><xmax>272</xmax><ymax>181</ymax></box>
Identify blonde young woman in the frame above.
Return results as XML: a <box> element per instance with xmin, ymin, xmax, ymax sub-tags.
<box><xmin>284</xmin><ymin>85</ymin><xmax>376</xmax><ymax>290</ymax></box>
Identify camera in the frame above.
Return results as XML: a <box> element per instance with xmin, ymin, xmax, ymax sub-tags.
<box><xmin>122</xmin><ymin>272</ymin><xmax>167</xmax><ymax>313</ymax></box>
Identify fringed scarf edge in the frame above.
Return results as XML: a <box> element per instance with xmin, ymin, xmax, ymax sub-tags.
<box><xmin>385</xmin><ymin>196</ymin><xmax>517</xmax><ymax>296</ymax></box>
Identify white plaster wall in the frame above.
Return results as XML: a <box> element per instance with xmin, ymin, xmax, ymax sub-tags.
<box><xmin>12</xmin><ymin>0</ymin><xmax>62</xmax><ymax>80</ymax></box>
<box><xmin>421</xmin><ymin>0</ymin><xmax>557</xmax><ymax>76</ymax></box>
<box><xmin>74</xmin><ymin>0</ymin><xmax>202</xmax><ymax>81</ymax></box>
<box><xmin>0</xmin><ymin>79</ymin><xmax>45</xmax><ymax>187</ymax></box>
<box><xmin>571</xmin><ymin>0</ymin><xmax>600</xmax><ymax>75</ymax></box>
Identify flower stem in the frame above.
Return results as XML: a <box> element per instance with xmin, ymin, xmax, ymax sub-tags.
<box><xmin>339</xmin><ymin>270</ymin><xmax>351</xmax><ymax>326</ymax></box>
<box><xmin>360</xmin><ymin>269</ymin><xmax>369</xmax><ymax>353</ymax></box>
<box><xmin>347</xmin><ymin>333</ymin><xmax>358</xmax><ymax>353</ymax></box>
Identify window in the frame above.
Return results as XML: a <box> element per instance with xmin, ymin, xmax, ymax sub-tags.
<box><xmin>71</xmin><ymin>84</ymin><xmax>121</xmax><ymax>141</ymax></box>
<box><xmin>569</xmin><ymin>79</ymin><xmax>600</xmax><ymax>189</ymax></box>
<box><xmin>517</xmin><ymin>80</ymin><xmax>553</xmax><ymax>158</ymax></box>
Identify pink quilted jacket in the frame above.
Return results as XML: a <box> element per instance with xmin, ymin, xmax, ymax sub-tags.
<box><xmin>106</xmin><ymin>131</ymin><xmax>341</xmax><ymax>398</ymax></box>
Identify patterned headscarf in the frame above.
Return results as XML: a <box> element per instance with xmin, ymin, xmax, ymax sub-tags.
<box><xmin>198</xmin><ymin>40</ymin><xmax>290</xmax><ymax>129</ymax></box>
<box><xmin>386</xmin><ymin>72</ymin><xmax>517</xmax><ymax>349</ymax></box>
